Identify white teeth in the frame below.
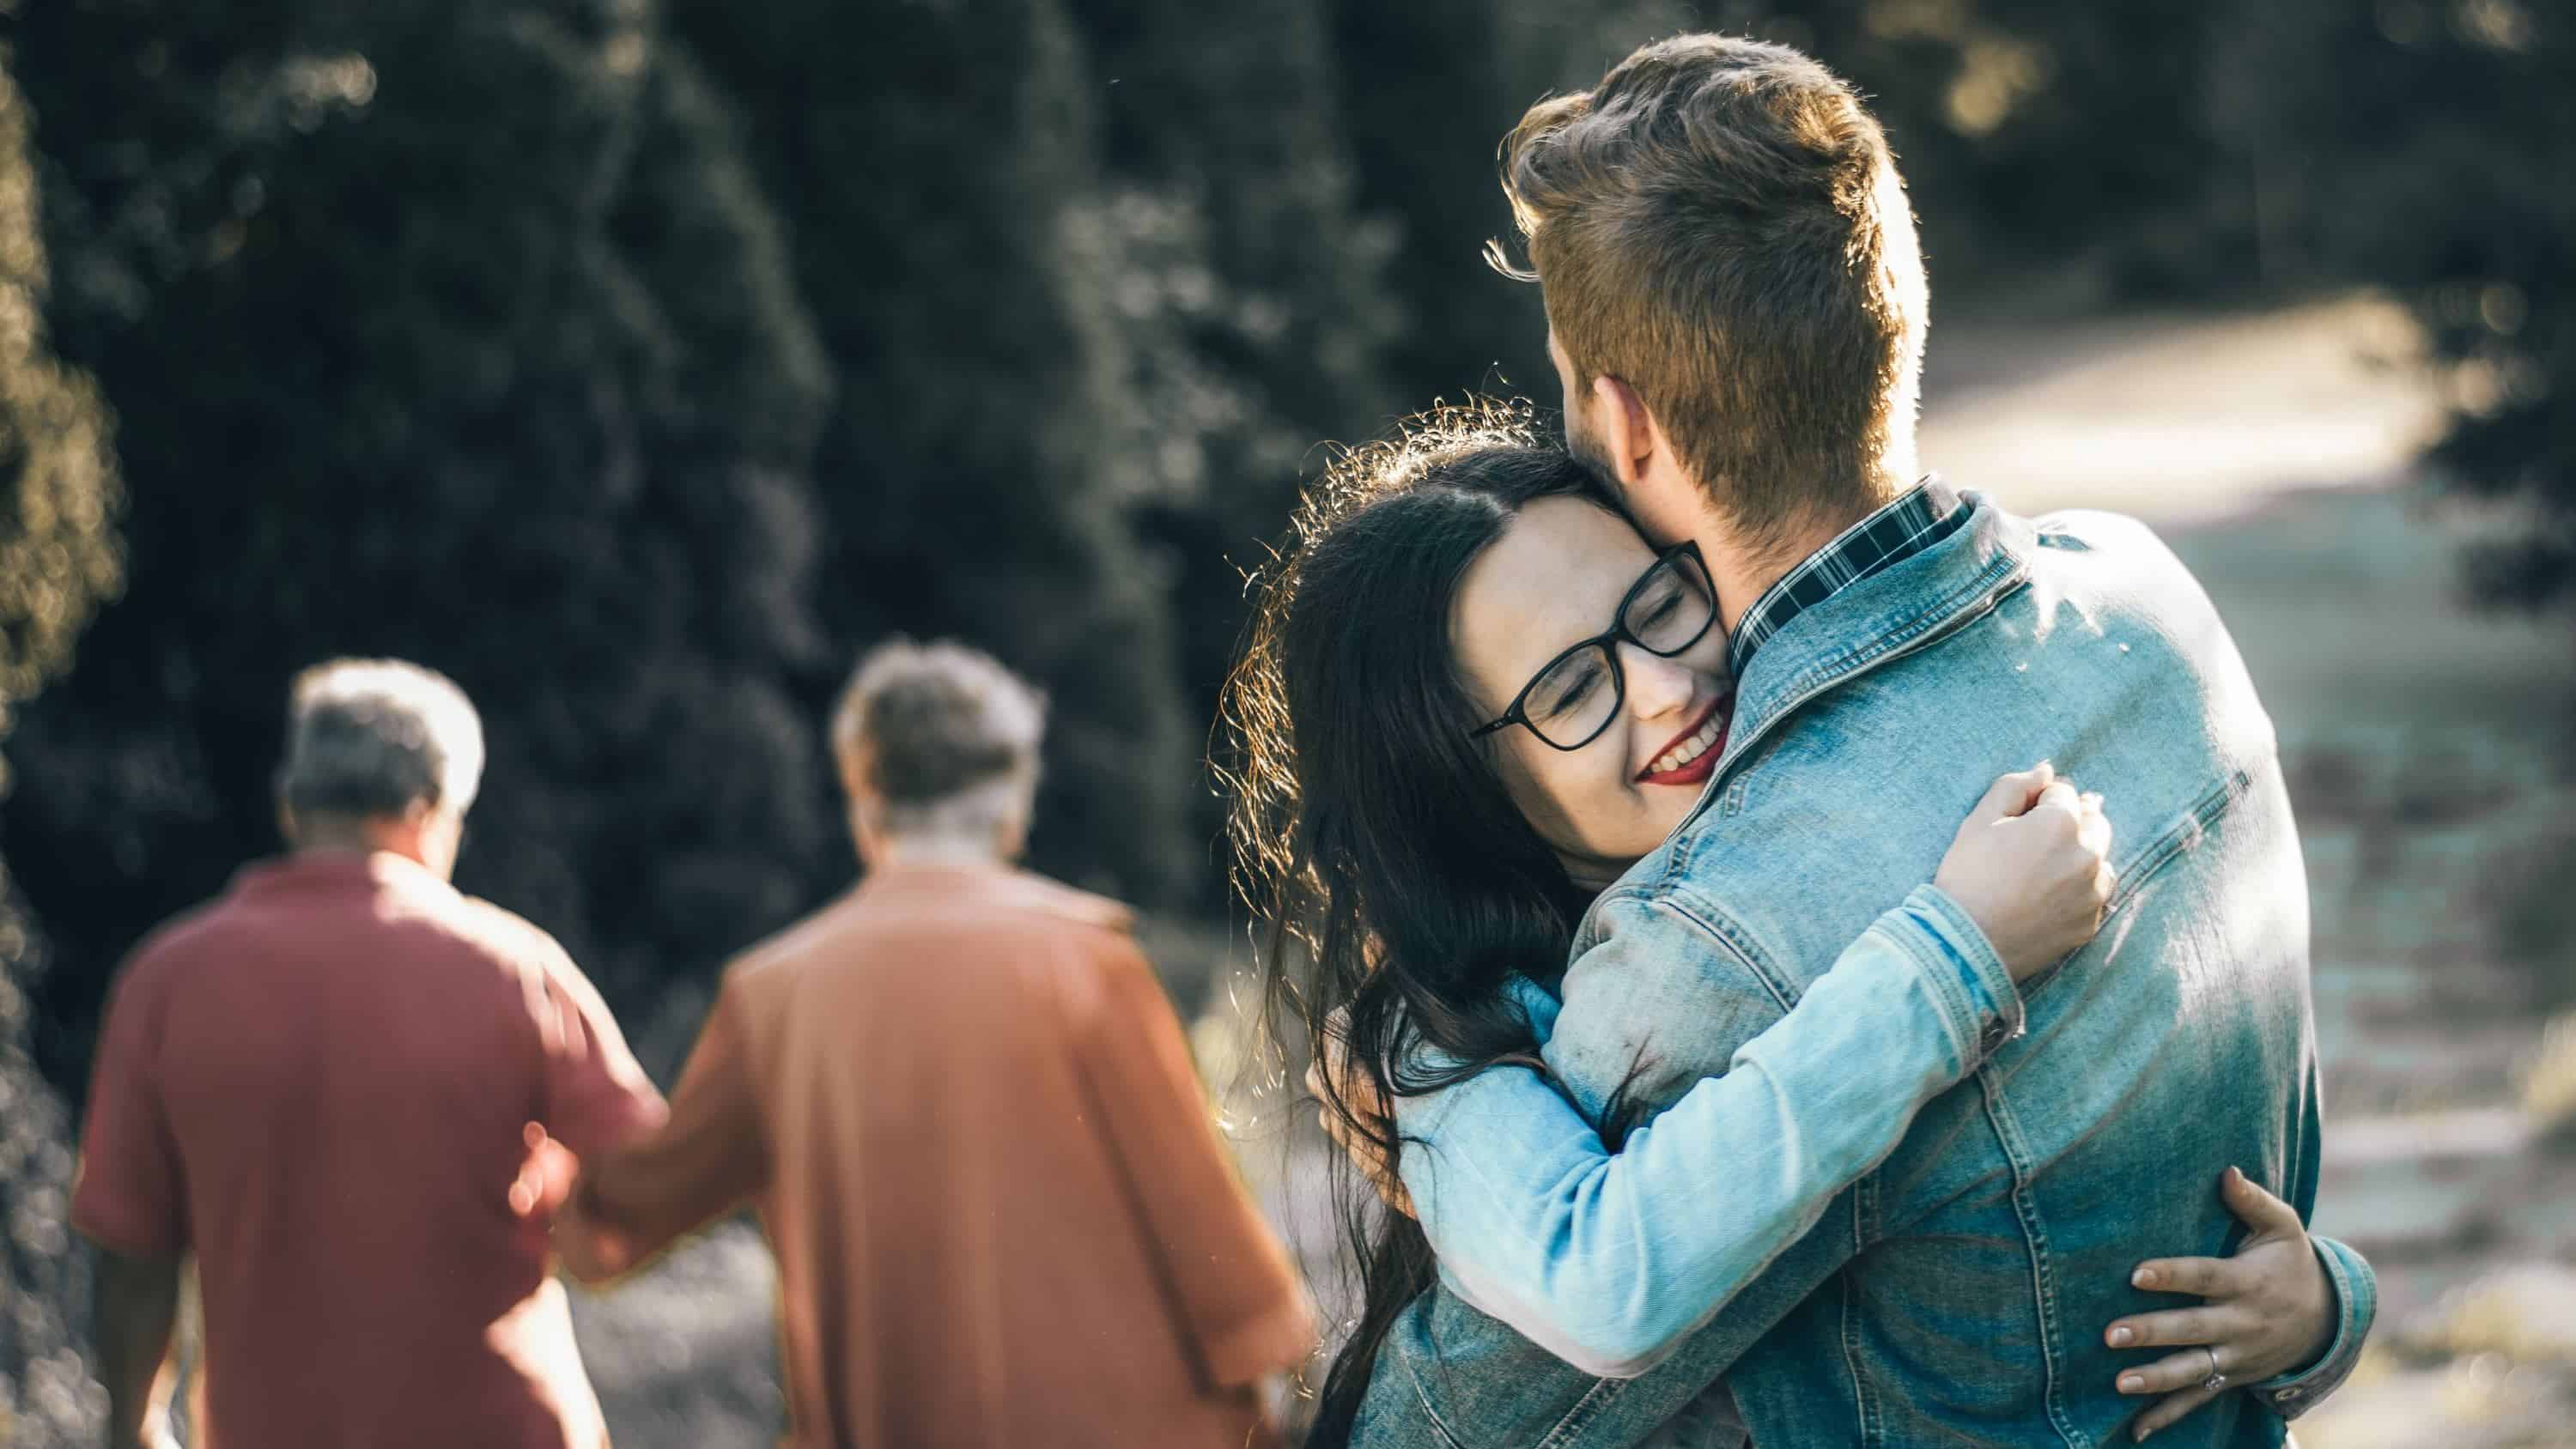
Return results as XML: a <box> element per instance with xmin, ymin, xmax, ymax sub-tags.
<box><xmin>1649</xmin><ymin>708</ymin><xmax>1727</xmax><ymax>775</ymax></box>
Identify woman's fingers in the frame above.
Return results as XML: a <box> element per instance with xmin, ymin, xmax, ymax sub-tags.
<box><xmin>1972</xmin><ymin>761</ymin><xmax>2056</xmax><ymax>822</ymax></box>
<box><xmin>2129</xmin><ymin>1254</ymin><xmax>2239</xmax><ymax>1298</ymax></box>
<box><xmin>2076</xmin><ymin>792</ymin><xmax>2113</xmax><ymax>856</ymax></box>
<box><xmin>2032</xmin><ymin>779</ymin><xmax>2084</xmax><ymax>825</ymax></box>
<box><xmin>2219</xmin><ymin>1164</ymin><xmax>2304</xmax><ymax>1238</ymax></box>
<box><xmin>2107</xmin><ymin>1301</ymin><xmax>2251</xmax><ymax>1351</ymax></box>
<box><xmin>2117</xmin><ymin>1344</ymin><xmax>2233</xmax><ymax>1396</ymax></box>
<box><xmin>2129</xmin><ymin>1385</ymin><xmax>2221</xmax><ymax>1440</ymax></box>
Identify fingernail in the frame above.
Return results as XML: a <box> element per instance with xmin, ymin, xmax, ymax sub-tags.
<box><xmin>2109</xmin><ymin>1325</ymin><xmax>2133</xmax><ymax>1347</ymax></box>
<box><xmin>2133</xmin><ymin>1267</ymin><xmax>2156</xmax><ymax>1288</ymax></box>
<box><xmin>2227</xmin><ymin>1165</ymin><xmax>2244</xmax><ymax>1187</ymax></box>
<box><xmin>2120</xmin><ymin>1373</ymin><xmax>2145</xmax><ymax>1393</ymax></box>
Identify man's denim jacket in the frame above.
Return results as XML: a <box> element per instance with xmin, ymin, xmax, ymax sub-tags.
<box><xmin>1353</xmin><ymin>497</ymin><xmax>2374</xmax><ymax>1448</ymax></box>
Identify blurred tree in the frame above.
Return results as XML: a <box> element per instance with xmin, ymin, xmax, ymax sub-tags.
<box><xmin>0</xmin><ymin>47</ymin><xmax>123</xmax><ymax>1449</ymax></box>
<box><xmin>2287</xmin><ymin>0</ymin><xmax>2572</xmax><ymax>615</ymax></box>
<box><xmin>1326</xmin><ymin>0</ymin><xmax>1555</xmax><ymax>399</ymax></box>
<box><xmin>665</xmin><ymin>0</ymin><xmax>1201</xmax><ymax>906</ymax></box>
<box><xmin>1070</xmin><ymin>0</ymin><xmax>1399</xmax><ymax>883</ymax></box>
<box><xmin>6</xmin><ymin>0</ymin><xmax>839</xmax><ymax>1090</ymax></box>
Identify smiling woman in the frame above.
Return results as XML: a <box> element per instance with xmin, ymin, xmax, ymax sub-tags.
<box><xmin>1452</xmin><ymin>495</ymin><xmax>1735</xmax><ymax>885</ymax></box>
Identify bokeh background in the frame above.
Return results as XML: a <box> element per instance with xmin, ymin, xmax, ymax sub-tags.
<box><xmin>0</xmin><ymin>0</ymin><xmax>2567</xmax><ymax>1443</ymax></box>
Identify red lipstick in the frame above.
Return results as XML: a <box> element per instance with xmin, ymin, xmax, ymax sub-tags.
<box><xmin>1635</xmin><ymin>691</ymin><xmax>1734</xmax><ymax>787</ymax></box>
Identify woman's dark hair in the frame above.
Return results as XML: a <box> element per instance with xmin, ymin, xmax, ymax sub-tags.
<box><xmin>1217</xmin><ymin>403</ymin><xmax>1625</xmax><ymax>1444</ymax></box>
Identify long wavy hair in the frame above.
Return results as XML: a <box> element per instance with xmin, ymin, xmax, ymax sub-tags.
<box><xmin>1217</xmin><ymin>403</ymin><xmax>1630</xmax><ymax>1444</ymax></box>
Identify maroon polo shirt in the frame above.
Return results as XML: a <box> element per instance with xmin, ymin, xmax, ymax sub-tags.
<box><xmin>71</xmin><ymin>850</ymin><xmax>665</xmax><ymax>1449</ymax></box>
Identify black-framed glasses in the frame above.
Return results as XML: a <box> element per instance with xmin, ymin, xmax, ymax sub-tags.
<box><xmin>1470</xmin><ymin>542</ymin><xmax>1718</xmax><ymax>752</ymax></box>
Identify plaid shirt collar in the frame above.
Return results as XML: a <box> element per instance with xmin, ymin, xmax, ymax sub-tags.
<box><xmin>1727</xmin><ymin>477</ymin><xmax>1968</xmax><ymax>676</ymax></box>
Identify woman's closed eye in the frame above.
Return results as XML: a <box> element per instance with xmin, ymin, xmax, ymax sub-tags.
<box><xmin>1535</xmin><ymin>656</ymin><xmax>1607</xmax><ymax>722</ymax></box>
<box><xmin>1632</xmin><ymin>590</ymin><xmax>1685</xmax><ymax>636</ymax></box>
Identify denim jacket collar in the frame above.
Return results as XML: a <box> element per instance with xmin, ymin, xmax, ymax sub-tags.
<box><xmin>1698</xmin><ymin>493</ymin><xmax>2032</xmax><ymax>830</ymax></box>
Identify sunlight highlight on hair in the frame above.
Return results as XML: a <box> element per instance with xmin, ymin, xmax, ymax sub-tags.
<box><xmin>1214</xmin><ymin>396</ymin><xmax>1548</xmax><ymax>958</ymax></box>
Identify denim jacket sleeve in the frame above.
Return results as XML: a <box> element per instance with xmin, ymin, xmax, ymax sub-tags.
<box><xmin>2248</xmin><ymin>1234</ymin><xmax>2377</xmax><ymax>1416</ymax></box>
<box><xmin>1390</xmin><ymin>883</ymin><xmax>2025</xmax><ymax>1379</ymax></box>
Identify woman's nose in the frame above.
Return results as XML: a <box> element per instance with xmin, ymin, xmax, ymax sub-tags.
<box><xmin>1619</xmin><ymin>643</ymin><xmax>1698</xmax><ymax>720</ymax></box>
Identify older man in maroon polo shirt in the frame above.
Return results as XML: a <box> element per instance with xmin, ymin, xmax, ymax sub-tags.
<box><xmin>71</xmin><ymin>658</ymin><xmax>665</xmax><ymax>1449</ymax></box>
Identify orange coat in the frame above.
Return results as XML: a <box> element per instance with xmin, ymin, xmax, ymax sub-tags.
<box><xmin>567</xmin><ymin>860</ymin><xmax>1311</xmax><ymax>1448</ymax></box>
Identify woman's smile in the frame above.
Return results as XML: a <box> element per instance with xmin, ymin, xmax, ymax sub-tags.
<box><xmin>1635</xmin><ymin>689</ymin><xmax>1734</xmax><ymax>786</ymax></box>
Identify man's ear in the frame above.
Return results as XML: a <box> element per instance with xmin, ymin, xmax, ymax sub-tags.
<box><xmin>1590</xmin><ymin>373</ymin><xmax>1662</xmax><ymax>488</ymax></box>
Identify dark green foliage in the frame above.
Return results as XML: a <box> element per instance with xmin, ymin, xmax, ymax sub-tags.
<box><xmin>1327</xmin><ymin>0</ymin><xmax>1553</xmax><ymax>398</ymax></box>
<box><xmin>663</xmin><ymin>0</ymin><xmax>1204</xmax><ymax>906</ymax></box>
<box><xmin>2317</xmin><ymin>5</ymin><xmax>2571</xmax><ymax>614</ymax></box>
<box><xmin>0</xmin><ymin>48</ymin><xmax>122</xmax><ymax>1449</ymax></box>
<box><xmin>1070</xmin><ymin>0</ymin><xmax>1400</xmax><ymax>869</ymax></box>
<box><xmin>7</xmin><ymin>0</ymin><xmax>841</xmax><ymax>1088</ymax></box>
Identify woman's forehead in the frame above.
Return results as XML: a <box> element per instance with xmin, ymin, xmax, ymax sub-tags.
<box><xmin>1453</xmin><ymin>497</ymin><xmax>1649</xmax><ymax>696</ymax></box>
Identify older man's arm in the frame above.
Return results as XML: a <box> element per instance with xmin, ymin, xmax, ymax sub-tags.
<box><xmin>93</xmin><ymin>1248</ymin><xmax>184</xmax><ymax>1449</ymax></box>
<box><xmin>544</xmin><ymin>975</ymin><xmax>765</xmax><ymax>1283</ymax></box>
<box><xmin>70</xmin><ymin>961</ymin><xmax>193</xmax><ymax>1449</ymax></box>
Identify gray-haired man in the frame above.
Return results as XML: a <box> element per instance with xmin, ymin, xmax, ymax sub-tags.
<box><xmin>72</xmin><ymin>658</ymin><xmax>663</xmax><ymax>1449</ymax></box>
<box><xmin>543</xmin><ymin>639</ymin><xmax>1312</xmax><ymax>1449</ymax></box>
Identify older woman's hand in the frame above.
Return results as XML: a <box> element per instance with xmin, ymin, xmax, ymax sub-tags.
<box><xmin>2105</xmin><ymin>1167</ymin><xmax>2333</xmax><ymax>1440</ymax></box>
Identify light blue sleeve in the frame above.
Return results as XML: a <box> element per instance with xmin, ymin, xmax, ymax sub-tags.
<box><xmin>1392</xmin><ymin>882</ymin><xmax>2022</xmax><ymax>1379</ymax></box>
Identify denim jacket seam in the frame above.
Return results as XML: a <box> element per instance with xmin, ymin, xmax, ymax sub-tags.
<box><xmin>1727</xmin><ymin>555</ymin><xmax>2025</xmax><ymax>755</ymax></box>
<box><xmin>1765</xmin><ymin>555</ymin><xmax>2022</xmax><ymax>702</ymax></box>
<box><xmin>2006</xmin><ymin>765</ymin><xmax>2266</xmax><ymax>1018</ymax></box>
<box><xmin>1399</xmin><ymin>1355</ymin><xmax>1473</xmax><ymax>1449</ymax></box>
<box><xmin>1647</xmin><ymin>886</ymin><xmax>1801</xmax><ymax>1017</ymax></box>
<box><xmin>2105</xmin><ymin>767</ymin><xmax>2259</xmax><ymax>916</ymax></box>
<box><xmin>1572</xmin><ymin>882</ymin><xmax>1663</xmax><ymax>958</ymax></box>
<box><xmin>1538</xmin><ymin>888</ymin><xmax>1785</xmax><ymax>1449</ymax></box>
<box><xmin>1678</xmin><ymin>553</ymin><xmax>2025</xmax><ymax>843</ymax></box>
<box><xmin>1978</xmin><ymin>1074</ymin><xmax>2088</xmax><ymax>1447</ymax></box>
<box><xmin>1534</xmin><ymin>1376</ymin><xmax>1631</xmax><ymax>1449</ymax></box>
<box><xmin>1839</xmin><ymin>1202</ymin><xmax>1885</xmax><ymax>1445</ymax></box>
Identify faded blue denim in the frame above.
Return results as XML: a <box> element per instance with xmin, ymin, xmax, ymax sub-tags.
<box><xmin>1353</xmin><ymin>495</ymin><xmax>2371</xmax><ymax>1447</ymax></box>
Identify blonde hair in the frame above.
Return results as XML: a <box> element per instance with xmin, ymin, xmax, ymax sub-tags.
<box><xmin>1500</xmin><ymin>34</ymin><xmax>1927</xmax><ymax>551</ymax></box>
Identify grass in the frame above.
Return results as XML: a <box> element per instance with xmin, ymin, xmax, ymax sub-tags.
<box><xmin>2519</xmin><ymin>1015</ymin><xmax>2576</xmax><ymax>1147</ymax></box>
